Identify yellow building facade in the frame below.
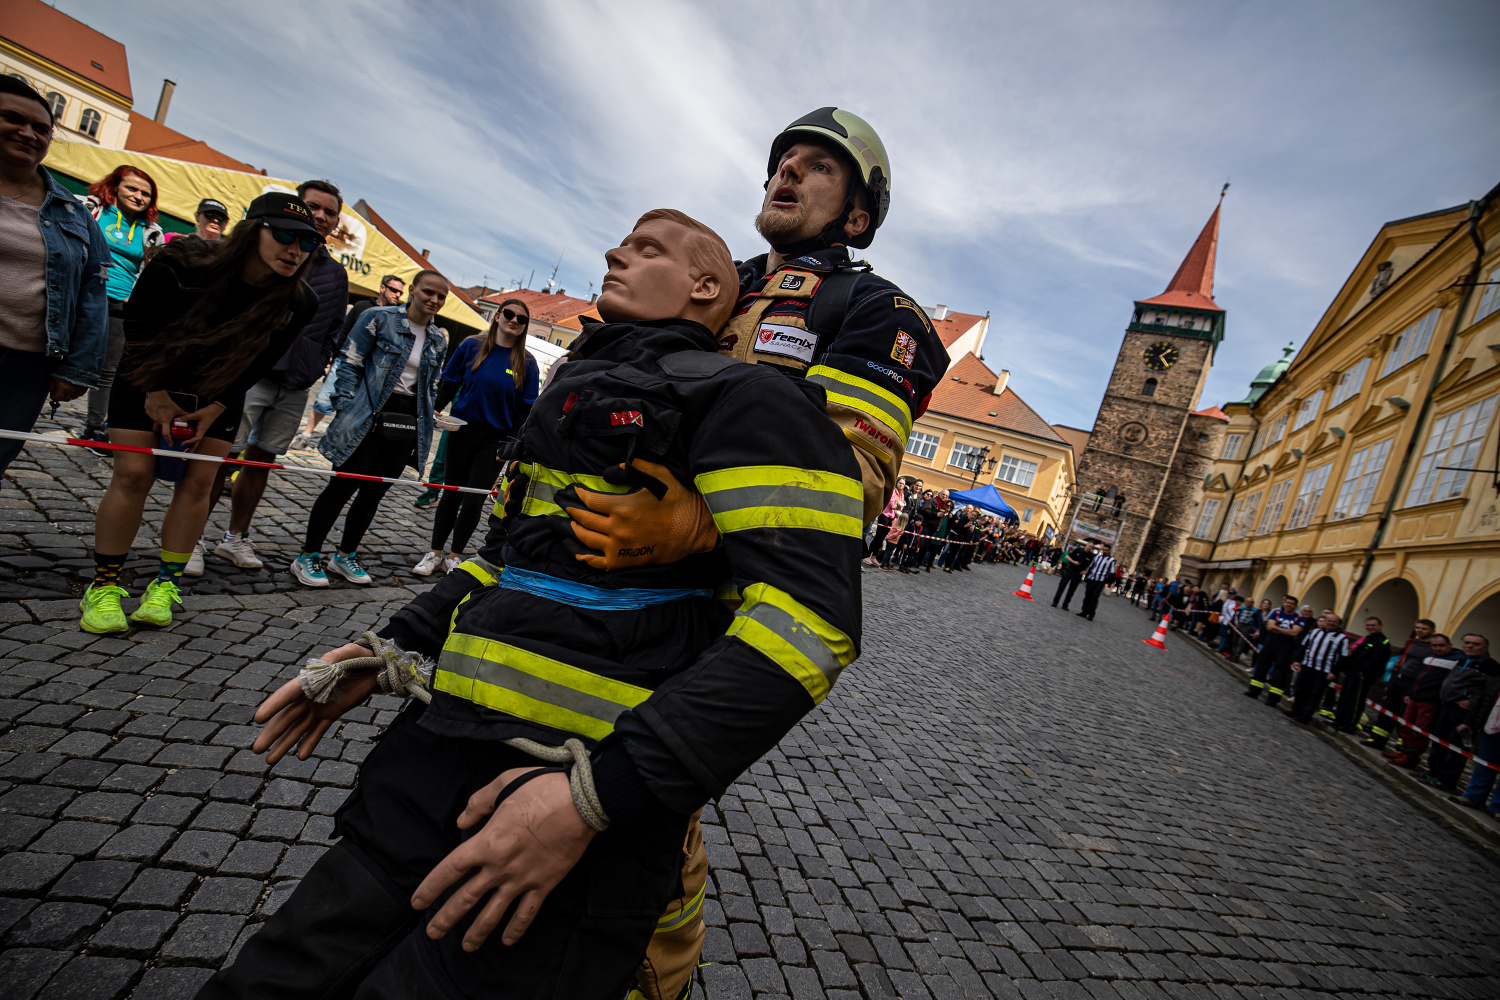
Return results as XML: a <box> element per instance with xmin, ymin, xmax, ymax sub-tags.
<box><xmin>901</xmin><ymin>354</ymin><xmax>1076</xmax><ymax>538</ymax></box>
<box><xmin>1188</xmin><ymin>184</ymin><xmax>1500</xmax><ymax>641</ymax></box>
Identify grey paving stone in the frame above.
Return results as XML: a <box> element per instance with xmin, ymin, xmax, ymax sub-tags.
<box><xmin>47</xmin><ymin>861</ymin><xmax>138</xmax><ymax>903</ymax></box>
<box><xmin>160</xmin><ymin>830</ymin><xmax>237</xmax><ymax>872</ymax></box>
<box><xmin>129</xmin><ymin>794</ymin><xmax>197</xmax><ymax>827</ymax></box>
<box><xmin>91</xmin><ymin>909</ymin><xmax>180</xmax><ymax>956</ymax></box>
<box><xmin>0</xmin><ymin>947</ymin><xmax>70</xmax><ymax>1000</ymax></box>
<box><xmin>117</xmin><ymin>868</ymin><xmax>197</xmax><ymax>909</ymax></box>
<box><xmin>44</xmin><ymin>759</ymin><xmax>118</xmax><ymax>789</ymax></box>
<box><xmin>0</xmin><ymin>852</ymin><xmax>71</xmax><ymax>893</ymax></box>
<box><xmin>0</xmin><ymin>812</ymin><xmax>48</xmax><ymax>850</ymax></box>
<box><xmin>160</xmin><ymin>912</ymin><xmax>245</xmax><ymax>962</ymax></box>
<box><xmin>258</xmin><ymin>778</ymin><xmax>312</xmax><ymax>807</ymax></box>
<box><xmin>187</xmin><ymin>877</ymin><xmax>262</xmax><ymax>915</ymax></box>
<box><xmin>4</xmin><ymin>901</ymin><xmax>106</xmax><ymax>948</ymax></box>
<box><xmin>99</xmin><ymin>766</ymin><xmax>162</xmax><ymax>794</ymax></box>
<box><xmin>274</xmin><ymin>844</ymin><xmax>325</xmax><ymax>879</ymax></box>
<box><xmin>0</xmin><ymin>897</ymin><xmax>39</xmax><ymax>937</ymax></box>
<box><xmin>190</xmin><ymin>802</ymin><xmax>251</xmax><ymax>834</ymax></box>
<box><xmin>28</xmin><ymin>820</ymin><xmax>117</xmax><ymax>857</ymax></box>
<box><xmin>128</xmin><ymin>966</ymin><xmax>214</xmax><ymax>1000</ymax></box>
<box><xmin>47</xmin><ymin>732</ymin><xmax>112</xmax><ymax>759</ymax></box>
<box><xmin>95</xmin><ymin>825</ymin><xmax>175</xmax><ymax>863</ymax></box>
<box><xmin>62</xmin><ymin>793</ymin><xmax>140</xmax><ymax>824</ymax></box>
<box><xmin>248</xmin><ymin>808</ymin><xmax>305</xmax><ymax>841</ymax></box>
<box><xmin>35</xmin><ymin>954</ymin><xmax>140</xmax><ymax>1000</ymax></box>
<box><xmin>1</xmin><ymin>784</ymin><xmax>75</xmax><ymax>817</ymax></box>
<box><xmin>217</xmin><ymin>840</ymin><xmax>283</xmax><ymax>877</ymax></box>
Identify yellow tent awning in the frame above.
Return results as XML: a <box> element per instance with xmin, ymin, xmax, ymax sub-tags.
<box><xmin>44</xmin><ymin>138</ymin><xmax>485</xmax><ymax>330</ymax></box>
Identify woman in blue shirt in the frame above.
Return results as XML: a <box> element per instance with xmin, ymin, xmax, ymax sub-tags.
<box><xmin>414</xmin><ymin>298</ymin><xmax>538</xmax><ymax>575</ymax></box>
<box><xmin>81</xmin><ymin>164</ymin><xmax>164</xmax><ymax>449</ymax></box>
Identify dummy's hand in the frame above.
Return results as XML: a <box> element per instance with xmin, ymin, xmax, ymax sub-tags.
<box><xmin>252</xmin><ymin>643</ymin><xmax>379</xmax><ymax>763</ymax></box>
<box><xmin>414</xmin><ymin>768</ymin><xmax>596</xmax><ymax>951</ymax></box>
<box><xmin>567</xmin><ymin>459</ymin><xmax>718</xmax><ymax>571</ymax></box>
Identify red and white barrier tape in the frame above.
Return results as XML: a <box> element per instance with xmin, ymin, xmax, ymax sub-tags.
<box><xmin>0</xmin><ymin>429</ymin><xmax>497</xmax><ymax>497</ymax></box>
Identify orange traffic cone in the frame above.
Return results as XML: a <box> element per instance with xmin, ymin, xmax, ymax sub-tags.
<box><xmin>1012</xmin><ymin>566</ymin><xmax>1036</xmax><ymax>600</ymax></box>
<box><xmin>1143</xmin><ymin>616</ymin><xmax>1169</xmax><ymax>649</ymax></box>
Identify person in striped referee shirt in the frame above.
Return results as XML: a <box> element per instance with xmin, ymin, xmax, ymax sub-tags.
<box><xmin>1289</xmin><ymin>610</ymin><xmax>1351</xmax><ymax>723</ymax></box>
<box><xmin>1076</xmin><ymin>542</ymin><xmax>1117</xmax><ymax>622</ymax></box>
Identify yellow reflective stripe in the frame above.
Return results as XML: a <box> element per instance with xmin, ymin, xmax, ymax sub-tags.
<box><xmin>695</xmin><ymin>466</ymin><xmax>863</xmax><ymax>538</ymax></box>
<box><xmin>435</xmin><ymin>632</ymin><xmax>652</xmax><ymax>741</ymax></box>
<box><xmin>521</xmin><ymin>462</ymin><xmax>631</xmax><ymax>519</ymax></box>
<box><xmin>455</xmin><ymin>556</ymin><xmax>500</xmax><ymax>588</ymax></box>
<box><xmin>806</xmin><ymin>366</ymin><xmax>912</xmax><ymax>440</ymax></box>
<box><xmin>655</xmin><ymin>879</ymin><xmax>707</xmax><ymax>933</ymax></box>
<box><xmin>725</xmin><ymin>582</ymin><xmax>853</xmax><ymax>704</ymax></box>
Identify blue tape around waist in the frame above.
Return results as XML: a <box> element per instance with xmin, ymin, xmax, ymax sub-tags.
<box><xmin>497</xmin><ymin>564</ymin><xmax>712</xmax><ymax>611</ymax></box>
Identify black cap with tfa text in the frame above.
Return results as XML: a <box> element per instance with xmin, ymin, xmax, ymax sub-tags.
<box><xmin>196</xmin><ymin>198</ymin><xmax>229</xmax><ymax>219</ymax></box>
<box><xmin>244</xmin><ymin>193</ymin><xmax>321</xmax><ymax>238</ymax></box>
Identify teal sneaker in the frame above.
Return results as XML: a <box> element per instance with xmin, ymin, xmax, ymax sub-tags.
<box><xmin>413</xmin><ymin>488</ymin><xmax>440</xmax><ymax>509</ymax></box>
<box><xmin>129</xmin><ymin>579</ymin><xmax>181</xmax><ymax>627</ymax></box>
<box><xmin>290</xmin><ymin>552</ymin><xmax>329</xmax><ymax>588</ymax></box>
<box><xmin>79</xmin><ymin>584</ymin><xmax>130</xmax><ymax>634</ymax></box>
<box><xmin>328</xmin><ymin>551</ymin><xmax>372</xmax><ymax>585</ymax></box>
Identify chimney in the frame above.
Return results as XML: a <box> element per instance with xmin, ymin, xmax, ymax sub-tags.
<box><xmin>933</xmin><ymin>304</ymin><xmax>950</xmax><ymax>321</ymax></box>
<box><xmin>154</xmin><ymin>79</ymin><xmax>176</xmax><ymax>124</ymax></box>
<box><xmin>590</xmin><ymin>293</ymin><xmax>597</xmax><ymax>303</ymax></box>
<box><xmin>992</xmin><ymin>369</ymin><xmax>1010</xmax><ymax>396</ymax></box>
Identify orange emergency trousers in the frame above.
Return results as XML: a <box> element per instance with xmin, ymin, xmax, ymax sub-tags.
<box><xmin>634</xmin><ymin>812</ymin><xmax>708</xmax><ymax>1000</ymax></box>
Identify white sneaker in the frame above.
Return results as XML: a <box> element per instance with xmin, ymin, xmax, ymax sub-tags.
<box><xmin>184</xmin><ymin>542</ymin><xmax>205</xmax><ymax>577</ymax></box>
<box><xmin>214</xmin><ymin>535</ymin><xmax>264</xmax><ymax>569</ymax></box>
<box><xmin>413</xmin><ymin>551</ymin><xmax>442</xmax><ymax>576</ymax></box>
<box><xmin>441</xmin><ymin>555</ymin><xmax>462</xmax><ymax>575</ymax></box>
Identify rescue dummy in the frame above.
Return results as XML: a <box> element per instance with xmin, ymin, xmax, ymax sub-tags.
<box><xmin>198</xmin><ymin>209</ymin><xmax>863</xmax><ymax>1000</ymax></box>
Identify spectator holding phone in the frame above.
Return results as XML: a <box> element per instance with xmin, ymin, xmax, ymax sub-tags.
<box><xmin>414</xmin><ymin>298</ymin><xmax>538</xmax><ymax>576</ymax></box>
<box><xmin>79</xmin><ymin>194</ymin><xmax>320</xmax><ymax>634</ymax></box>
<box><xmin>292</xmin><ymin>270</ymin><xmax>449</xmax><ymax>588</ymax></box>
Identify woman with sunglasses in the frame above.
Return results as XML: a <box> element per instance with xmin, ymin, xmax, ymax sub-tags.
<box><xmin>79</xmin><ymin>194</ymin><xmax>321</xmax><ymax>634</ymax></box>
<box><xmin>80</xmin><ymin>164</ymin><xmax>165</xmax><ymax>454</ymax></box>
<box><xmin>414</xmin><ymin>299</ymin><xmax>539</xmax><ymax>576</ymax></box>
<box><xmin>293</xmin><ymin>270</ymin><xmax>450</xmax><ymax>587</ymax></box>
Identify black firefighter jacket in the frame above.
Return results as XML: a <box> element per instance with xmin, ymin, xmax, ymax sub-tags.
<box><xmin>379</xmin><ymin>318</ymin><xmax>863</xmax><ymax>824</ymax></box>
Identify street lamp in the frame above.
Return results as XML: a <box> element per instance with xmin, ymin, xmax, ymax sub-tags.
<box><xmin>966</xmin><ymin>446</ymin><xmax>994</xmax><ymax>487</ymax></box>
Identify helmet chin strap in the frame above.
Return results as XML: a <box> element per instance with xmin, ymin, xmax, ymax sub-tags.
<box><xmin>770</xmin><ymin>194</ymin><xmax>856</xmax><ymax>260</ymax></box>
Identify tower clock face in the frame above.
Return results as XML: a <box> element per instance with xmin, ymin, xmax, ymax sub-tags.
<box><xmin>1143</xmin><ymin>341</ymin><xmax>1180</xmax><ymax>372</ymax></box>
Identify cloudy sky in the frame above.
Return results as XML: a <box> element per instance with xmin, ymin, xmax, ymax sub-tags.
<box><xmin>56</xmin><ymin>0</ymin><xmax>1500</xmax><ymax>428</ymax></box>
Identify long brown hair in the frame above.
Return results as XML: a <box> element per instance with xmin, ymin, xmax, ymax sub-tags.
<box><xmin>125</xmin><ymin>218</ymin><xmax>314</xmax><ymax>400</ymax></box>
<box><xmin>88</xmin><ymin>165</ymin><xmax>159</xmax><ymax>223</ymax></box>
<box><xmin>472</xmin><ymin>297</ymin><xmax>531</xmax><ymax>389</ymax></box>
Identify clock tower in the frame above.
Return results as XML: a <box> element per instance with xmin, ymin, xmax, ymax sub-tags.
<box><xmin>1074</xmin><ymin>198</ymin><xmax>1230</xmax><ymax>577</ymax></box>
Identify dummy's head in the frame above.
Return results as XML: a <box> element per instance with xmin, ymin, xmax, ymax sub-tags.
<box><xmin>598</xmin><ymin>209</ymin><xmax>738</xmax><ymax>333</ymax></box>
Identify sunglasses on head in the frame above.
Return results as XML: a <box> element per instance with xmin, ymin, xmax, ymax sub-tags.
<box><xmin>263</xmin><ymin>223</ymin><xmax>319</xmax><ymax>253</ymax></box>
<box><xmin>501</xmin><ymin>308</ymin><xmax>528</xmax><ymax>325</ymax></box>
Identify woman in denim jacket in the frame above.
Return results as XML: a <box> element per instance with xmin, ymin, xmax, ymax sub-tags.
<box><xmin>292</xmin><ymin>270</ymin><xmax>449</xmax><ymax>587</ymax></box>
<box><xmin>0</xmin><ymin>77</ymin><xmax>110</xmax><ymax>478</ymax></box>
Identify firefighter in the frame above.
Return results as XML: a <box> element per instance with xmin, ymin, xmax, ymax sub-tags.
<box><xmin>200</xmin><ymin>209</ymin><xmax>863</xmax><ymax>999</ymax></box>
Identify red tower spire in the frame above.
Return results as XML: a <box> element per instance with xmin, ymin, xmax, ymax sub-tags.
<box><xmin>1137</xmin><ymin>196</ymin><xmax>1224</xmax><ymax>312</ymax></box>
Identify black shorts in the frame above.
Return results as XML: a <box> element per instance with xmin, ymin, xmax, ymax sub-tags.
<box><xmin>106</xmin><ymin>377</ymin><xmax>244</xmax><ymax>443</ymax></box>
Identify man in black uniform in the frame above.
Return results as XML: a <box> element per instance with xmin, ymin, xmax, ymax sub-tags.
<box><xmin>1051</xmin><ymin>539</ymin><xmax>1089</xmax><ymax>610</ymax></box>
<box><xmin>200</xmin><ymin>210</ymin><xmax>863</xmax><ymax>999</ymax></box>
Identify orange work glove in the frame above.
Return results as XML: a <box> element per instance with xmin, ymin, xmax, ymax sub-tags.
<box><xmin>567</xmin><ymin>459</ymin><xmax>719</xmax><ymax>571</ymax></box>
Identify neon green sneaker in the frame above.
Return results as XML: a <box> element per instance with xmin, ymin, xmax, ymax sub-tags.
<box><xmin>129</xmin><ymin>579</ymin><xmax>181</xmax><ymax>627</ymax></box>
<box><xmin>79</xmin><ymin>584</ymin><xmax>131</xmax><ymax>634</ymax></box>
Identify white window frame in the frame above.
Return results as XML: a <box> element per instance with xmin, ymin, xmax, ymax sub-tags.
<box><xmin>1226</xmin><ymin>492</ymin><xmax>1262</xmax><ymax>541</ymax></box>
<box><xmin>1262</xmin><ymin>412</ymin><xmax>1288</xmax><ymax>452</ymax></box>
<box><xmin>1021</xmin><ymin>507</ymin><xmax>1034</xmax><ymax>523</ymax></box>
<box><xmin>1404</xmin><ymin>394</ymin><xmax>1499</xmax><ymax>507</ymax></box>
<box><xmin>1193</xmin><ymin>498</ymin><xmax>1221</xmax><ymax>539</ymax></box>
<box><xmin>1476</xmin><ymin>265</ymin><xmax>1500</xmax><ymax>326</ymax></box>
<box><xmin>996</xmin><ymin>454</ymin><xmax>1038</xmax><ymax>489</ymax></box>
<box><xmin>1291</xmin><ymin>390</ymin><xmax>1325</xmax><ymax>432</ymax></box>
<box><xmin>1219</xmin><ymin>434</ymin><xmax>1243</xmax><ymax>461</ymax></box>
<box><xmin>906</xmin><ymin>431</ymin><xmax>940</xmax><ymax>461</ymax></box>
<box><xmin>78</xmin><ymin>107</ymin><xmax>102</xmax><ymax>138</ymax></box>
<box><xmin>1257</xmin><ymin>480</ymin><xmax>1293</xmax><ymax>535</ymax></box>
<box><xmin>1329</xmin><ymin>438</ymin><xmax>1392</xmax><ymax>521</ymax></box>
<box><xmin>1286</xmin><ymin>462</ymin><xmax>1333</xmax><ymax>530</ymax></box>
<box><xmin>1329</xmin><ymin>357</ymin><xmax>1371</xmax><ymax>410</ymax></box>
<box><xmin>1380</xmin><ymin>308</ymin><xmax>1441</xmax><ymax>378</ymax></box>
<box><xmin>948</xmin><ymin>441</ymin><xmax>984</xmax><ymax>470</ymax></box>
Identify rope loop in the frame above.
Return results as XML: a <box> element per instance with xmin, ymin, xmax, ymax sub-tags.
<box><xmin>503</xmin><ymin>736</ymin><xmax>610</xmax><ymax>832</ymax></box>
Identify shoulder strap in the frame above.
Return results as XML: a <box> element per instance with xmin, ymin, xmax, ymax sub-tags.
<box><xmin>658</xmin><ymin>350</ymin><xmax>741</xmax><ymax>379</ymax></box>
<box><xmin>805</xmin><ymin>268</ymin><xmax>863</xmax><ymax>341</ymax></box>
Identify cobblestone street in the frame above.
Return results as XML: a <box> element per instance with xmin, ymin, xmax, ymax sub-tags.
<box><xmin>1</xmin><ymin>424</ymin><xmax>1499</xmax><ymax>999</ymax></box>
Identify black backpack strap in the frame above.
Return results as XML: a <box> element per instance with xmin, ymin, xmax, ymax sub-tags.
<box><xmin>804</xmin><ymin>268</ymin><xmax>863</xmax><ymax>342</ymax></box>
<box><xmin>658</xmin><ymin>350</ymin><xmax>741</xmax><ymax>379</ymax></box>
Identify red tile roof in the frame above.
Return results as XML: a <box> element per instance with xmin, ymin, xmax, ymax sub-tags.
<box><xmin>1051</xmin><ymin>424</ymin><xmax>1093</xmax><ymax>454</ymax></box>
<box><xmin>927</xmin><ymin>354</ymin><xmax>1066</xmax><ymax>443</ymax></box>
<box><xmin>1</xmin><ymin>0</ymin><xmax>132</xmax><ymax>101</ymax></box>
<box><xmin>1138</xmin><ymin>201</ymin><xmax>1223</xmax><ymax>312</ymax></box>
<box><xmin>1191</xmin><ymin>406</ymin><xmax>1229</xmax><ymax>421</ymax></box>
<box><xmin>482</xmin><ymin>288</ymin><xmax>598</xmax><ymax>326</ymax></box>
<box><xmin>123</xmin><ymin>113</ymin><xmax>260</xmax><ymax>173</ymax></box>
<box><xmin>931</xmin><ymin>309</ymin><xmax>986</xmax><ymax>349</ymax></box>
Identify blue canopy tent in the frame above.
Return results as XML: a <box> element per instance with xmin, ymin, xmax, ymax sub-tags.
<box><xmin>949</xmin><ymin>484</ymin><xmax>1019</xmax><ymax>523</ymax></box>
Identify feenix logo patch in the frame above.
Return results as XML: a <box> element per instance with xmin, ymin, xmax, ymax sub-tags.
<box><xmin>609</xmin><ymin>411</ymin><xmax>644</xmax><ymax>427</ymax></box>
<box><xmin>754</xmin><ymin>323</ymin><xmax>817</xmax><ymax>364</ymax></box>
